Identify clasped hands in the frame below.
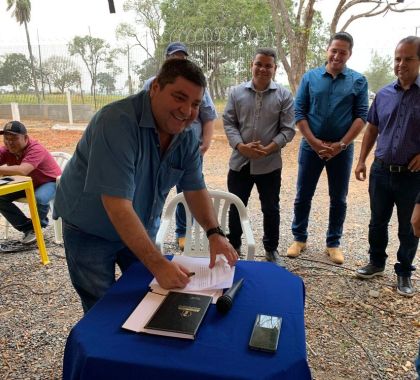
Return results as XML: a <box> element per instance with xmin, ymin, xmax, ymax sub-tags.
<box><xmin>237</xmin><ymin>141</ymin><xmax>269</xmax><ymax>159</ymax></box>
<box><xmin>316</xmin><ymin>140</ymin><xmax>341</xmax><ymax>161</ymax></box>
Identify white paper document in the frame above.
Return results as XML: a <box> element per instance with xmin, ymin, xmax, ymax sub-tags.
<box><xmin>122</xmin><ymin>255</ymin><xmax>235</xmax><ymax>334</ymax></box>
<box><xmin>122</xmin><ymin>291</ymin><xmax>165</xmax><ymax>334</ymax></box>
<box><xmin>150</xmin><ymin>255</ymin><xmax>235</xmax><ymax>291</ymax></box>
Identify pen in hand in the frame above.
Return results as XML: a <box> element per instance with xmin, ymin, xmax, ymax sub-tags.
<box><xmin>187</xmin><ymin>272</ymin><xmax>195</xmax><ymax>277</ymax></box>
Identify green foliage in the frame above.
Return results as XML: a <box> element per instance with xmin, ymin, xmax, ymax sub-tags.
<box><xmin>306</xmin><ymin>12</ymin><xmax>329</xmax><ymax>70</ymax></box>
<box><xmin>133</xmin><ymin>57</ymin><xmax>160</xmax><ymax>89</ymax></box>
<box><xmin>43</xmin><ymin>55</ymin><xmax>81</xmax><ymax>94</ymax></box>
<box><xmin>68</xmin><ymin>35</ymin><xmax>112</xmax><ymax>96</ymax></box>
<box><xmin>160</xmin><ymin>0</ymin><xmax>275</xmax><ymax>99</ymax></box>
<box><xmin>97</xmin><ymin>72</ymin><xmax>117</xmax><ymax>94</ymax></box>
<box><xmin>0</xmin><ymin>53</ymin><xmax>33</xmax><ymax>92</ymax></box>
<box><xmin>0</xmin><ymin>93</ymin><xmax>124</xmax><ymax>109</ymax></box>
<box><xmin>6</xmin><ymin>0</ymin><xmax>31</xmax><ymax>25</ymax></box>
<box><xmin>364</xmin><ymin>51</ymin><xmax>394</xmax><ymax>93</ymax></box>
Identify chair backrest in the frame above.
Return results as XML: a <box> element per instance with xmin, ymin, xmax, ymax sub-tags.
<box><xmin>155</xmin><ymin>190</ymin><xmax>255</xmax><ymax>260</ymax></box>
<box><xmin>50</xmin><ymin>151</ymin><xmax>72</xmax><ymax>173</ymax></box>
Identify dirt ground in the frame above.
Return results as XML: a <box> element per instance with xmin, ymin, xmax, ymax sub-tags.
<box><xmin>0</xmin><ymin>118</ymin><xmax>419</xmax><ymax>379</ymax></box>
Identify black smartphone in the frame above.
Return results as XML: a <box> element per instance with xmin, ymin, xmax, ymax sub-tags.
<box><xmin>248</xmin><ymin>314</ymin><xmax>282</xmax><ymax>353</ymax></box>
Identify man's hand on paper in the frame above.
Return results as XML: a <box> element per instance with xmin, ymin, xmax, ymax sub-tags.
<box><xmin>208</xmin><ymin>234</ymin><xmax>238</xmax><ymax>268</ymax></box>
<box><xmin>153</xmin><ymin>259</ymin><xmax>191</xmax><ymax>289</ymax></box>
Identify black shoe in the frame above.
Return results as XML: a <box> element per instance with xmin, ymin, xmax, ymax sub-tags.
<box><xmin>356</xmin><ymin>263</ymin><xmax>385</xmax><ymax>279</ymax></box>
<box><xmin>265</xmin><ymin>250</ymin><xmax>285</xmax><ymax>267</ymax></box>
<box><xmin>396</xmin><ymin>276</ymin><xmax>415</xmax><ymax>297</ymax></box>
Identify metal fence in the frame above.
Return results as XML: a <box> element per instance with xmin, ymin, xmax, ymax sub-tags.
<box><xmin>0</xmin><ymin>28</ymin><xmax>278</xmax><ymax>115</ymax></box>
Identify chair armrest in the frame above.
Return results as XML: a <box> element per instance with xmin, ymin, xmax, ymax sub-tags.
<box><xmin>241</xmin><ymin>220</ymin><xmax>255</xmax><ymax>260</ymax></box>
<box><xmin>155</xmin><ymin>219</ymin><xmax>171</xmax><ymax>254</ymax></box>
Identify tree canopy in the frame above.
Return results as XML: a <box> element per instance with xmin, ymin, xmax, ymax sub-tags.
<box><xmin>364</xmin><ymin>51</ymin><xmax>394</xmax><ymax>93</ymax></box>
<box><xmin>0</xmin><ymin>53</ymin><xmax>33</xmax><ymax>92</ymax></box>
<box><xmin>68</xmin><ymin>35</ymin><xmax>113</xmax><ymax>105</ymax></box>
<box><xmin>6</xmin><ymin>0</ymin><xmax>41</xmax><ymax>101</ymax></box>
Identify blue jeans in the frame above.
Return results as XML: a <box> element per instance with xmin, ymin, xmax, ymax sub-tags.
<box><xmin>367</xmin><ymin>161</ymin><xmax>420</xmax><ymax>277</ymax></box>
<box><xmin>291</xmin><ymin>140</ymin><xmax>354</xmax><ymax>247</ymax></box>
<box><xmin>175</xmin><ymin>184</ymin><xmax>188</xmax><ymax>238</ymax></box>
<box><xmin>63</xmin><ymin>221</ymin><xmax>138</xmax><ymax>313</ymax></box>
<box><xmin>0</xmin><ymin>181</ymin><xmax>56</xmax><ymax>232</ymax></box>
<box><xmin>227</xmin><ymin>163</ymin><xmax>281</xmax><ymax>252</ymax></box>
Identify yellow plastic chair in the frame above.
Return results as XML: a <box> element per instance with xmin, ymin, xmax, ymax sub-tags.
<box><xmin>3</xmin><ymin>151</ymin><xmax>72</xmax><ymax>244</ymax></box>
<box><xmin>155</xmin><ymin>190</ymin><xmax>255</xmax><ymax>260</ymax></box>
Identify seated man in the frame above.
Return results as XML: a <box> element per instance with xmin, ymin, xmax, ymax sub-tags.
<box><xmin>0</xmin><ymin>121</ymin><xmax>62</xmax><ymax>244</ymax></box>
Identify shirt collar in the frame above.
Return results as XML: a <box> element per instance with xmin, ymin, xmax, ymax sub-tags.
<box><xmin>138</xmin><ymin>91</ymin><xmax>156</xmax><ymax>129</ymax></box>
<box><xmin>245</xmin><ymin>79</ymin><xmax>277</xmax><ymax>92</ymax></box>
<box><xmin>394</xmin><ymin>74</ymin><xmax>420</xmax><ymax>90</ymax></box>
<box><xmin>321</xmin><ymin>64</ymin><xmax>348</xmax><ymax>78</ymax></box>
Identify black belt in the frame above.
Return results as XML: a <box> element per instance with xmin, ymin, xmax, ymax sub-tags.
<box><xmin>374</xmin><ymin>158</ymin><xmax>409</xmax><ymax>173</ymax></box>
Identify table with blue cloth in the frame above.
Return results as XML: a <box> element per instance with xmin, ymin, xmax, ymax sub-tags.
<box><xmin>63</xmin><ymin>259</ymin><xmax>311</xmax><ymax>380</ymax></box>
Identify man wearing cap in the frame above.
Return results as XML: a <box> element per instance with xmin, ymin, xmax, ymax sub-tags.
<box><xmin>0</xmin><ymin>121</ymin><xmax>61</xmax><ymax>244</ymax></box>
<box><xmin>143</xmin><ymin>42</ymin><xmax>217</xmax><ymax>251</ymax></box>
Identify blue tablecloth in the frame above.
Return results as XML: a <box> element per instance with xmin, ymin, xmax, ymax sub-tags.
<box><xmin>63</xmin><ymin>260</ymin><xmax>311</xmax><ymax>380</ymax></box>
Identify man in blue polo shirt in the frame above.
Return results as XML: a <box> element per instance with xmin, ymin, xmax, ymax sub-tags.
<box><xmin>143</xmin><ymin>42</ymin><xmax>217</xmax><ymax>251</ymax></box>
<box><xmin>287</xmin><ymin>32</ymin><xmax>368</xmax><ymax>264</ymax></box>
<box><xmin>54</xmin><ymin>59</ymin><xmax>238</xmax><ymax>312</ymax></box>
<box><xmin>355</xmin><ymin>36</ymin><xmax>420</xmax><ymax>297</ymax></box>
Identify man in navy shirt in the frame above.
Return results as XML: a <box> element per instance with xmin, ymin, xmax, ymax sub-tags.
<box><xmin>54</xmin><ymin>59</ymin><xmax>237</xmax><ymax>312</ymax></box>
<box><xmin>355</xmin><ymin>36</ymin><xmax>420</xmax><ymax>297</ymax></box>
<box><xmin>143</xmin><ymin>42</ymin><xmax>217</xmax><ymax>251</ymax></box>
<box><xmin>287</xmin><ymin>32</ymin><xmax>368</xmax><ymax>264</ymax></box>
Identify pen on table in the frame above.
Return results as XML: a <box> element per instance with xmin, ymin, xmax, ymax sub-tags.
<box><xmin>187</xmin><ymin>272</ymin><xmax>195</xmax><ymax>278</ymax></box>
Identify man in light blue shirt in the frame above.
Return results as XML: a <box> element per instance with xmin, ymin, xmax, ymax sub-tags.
<box><xmin>54</xmin><ymin>59</ymin><xmax>237</xmax><ymax>312</ymax></box>
<box><xmin>223</xmin><ymin>47</ymin><xmax>295</xmax><ymax>265</ymax></box>
<box><xmin>143</xmin><ymin>42</ymin><xmax>217</xmax><ymax>251</ymax></box>
<box><xmin>287</xmin><ymin>32</ymin><xmax>368</xmax><ymax>264</ymax></box>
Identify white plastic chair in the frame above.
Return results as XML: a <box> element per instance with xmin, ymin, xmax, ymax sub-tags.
<box><xmin>155</xmin><ymin>190</ymin><xmax>255</xmax><ymax>260</ymax></box>
<box><xmin>4</xmin><ymin>151</ymin><xmax>72</xmax><ymax>244</ymax></box>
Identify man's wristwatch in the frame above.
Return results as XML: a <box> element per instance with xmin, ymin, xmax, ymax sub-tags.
<box><xmin>206</xmin><ymin>226</ymin><xmax>226</xmax><ymax>238</ymax></box>
<box><xmin>339</xmin><ymin>141</ymin><xmax>348</xmax><ymax>151</ymax></box>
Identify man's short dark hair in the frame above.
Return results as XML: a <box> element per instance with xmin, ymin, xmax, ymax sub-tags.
<box><xmin>254</xmin><ymin>47</ymin><xmax>277</xmax><ymax>63</ymax></box>
<box><xmin>156</xmin><ymin>58</ymin><xmax>207</xmax><ymax>90</ymax></box>
<box><xmin>328</xmin><ymin>31</ymin><xmax>354</xmax><ymax>51</ymax></box>
<box><xmin>397</xmin><ymin>36</ymin><xmax>420</xmax><ymax>58</ymax></box>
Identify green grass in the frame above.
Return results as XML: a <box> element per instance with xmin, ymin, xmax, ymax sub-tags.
<box><xmin>0</xmin><ymin>93</ymin><xmax>227</xmax><ymax>112</ymax></box>
<box><xmin>0</xmin><ymin>93</ymin><xmax>125</xmax><ymax>110</ymax></box>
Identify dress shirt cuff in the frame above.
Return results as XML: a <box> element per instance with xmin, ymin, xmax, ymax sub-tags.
<box><xmin>229</xmin><ymin>136</ymin><xmax>243</xmax><ymax>150</ymax></box>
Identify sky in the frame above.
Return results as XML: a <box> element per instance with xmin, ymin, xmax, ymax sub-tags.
<box><xmin>0</xmin><ymin>0</ymin><xmax>419</xmax><ymax>76</ymax></box>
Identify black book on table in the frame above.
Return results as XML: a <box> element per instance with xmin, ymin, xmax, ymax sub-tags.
<box><xmin>144</xmin><ymin>291</ymin><xmax>212</xmax><ymax>340</ymax></box>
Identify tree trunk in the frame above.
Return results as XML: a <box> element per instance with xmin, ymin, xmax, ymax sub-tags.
<box><xmin>24</xmin><ymin>21</ymin><xmax>41</xmax><ymax>104</ymax></box>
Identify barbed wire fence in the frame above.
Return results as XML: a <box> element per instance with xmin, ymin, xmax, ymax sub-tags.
<box><xmin>0</xmin><ymin>28</ymin><xmax>278</xmax><ymax>121</ymax></box>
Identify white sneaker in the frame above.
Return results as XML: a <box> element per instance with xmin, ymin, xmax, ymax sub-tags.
<box><xmin>21</xmin><ymin>231</ymin><xmax>36</xmax><ymax>245</ymax></box>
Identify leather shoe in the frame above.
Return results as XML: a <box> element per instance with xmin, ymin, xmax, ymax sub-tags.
<box><xmin>325</xmin><ymin>247</ymin><xmax>344</xmax><ymax>264</ymax></box>
<box><xmin>286</xmin><ymin>241</ymin><xmax>306</xmax><ymax>258</ymax></box>
<box><xmin>397</xmin><ymin>276</ymin><xmax>415</xmax><ymax>297</ymax></box>
<box><xmin>177</xmin><ymin>237</ymin><xmax>185</xmax><ymax>251</ymax></box>
<box><xmin>265</xmin><ymin>250</ymin><xmax>285</xmax><ymax>267</ymax></box>
<box><xmin>356</xmin><ymin>263</ymin><xmax>385</xmax><ymax>279</ymax></box>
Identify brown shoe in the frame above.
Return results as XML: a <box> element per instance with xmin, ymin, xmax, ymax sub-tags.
<box><xmin>177</xmin><ymin>237</ymin><xmax>185</xmax><ymax>251</ymax></box>
<box><xmin>325</xmin><ymin>247</ymin><xmax>344</xmax><ymax>264</ymax></box>
<box><xmin>286</xmin><ymin>241</ymin><xmax>307</xmax><ymax>258</ymax></box>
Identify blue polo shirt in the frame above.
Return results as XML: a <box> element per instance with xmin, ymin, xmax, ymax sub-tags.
<box><xmin>295</xmin><ymin>65</ymin><xmax>368</xmax><ymax>141</ymax></box>
<box><xmin>368</xmin><ymin>75</ymin><xmax>420</xmax><ymax>165</ymax></box>
<box><xmin>54</xmin><ymin>91</ymin><xmax>205</xmax><ymax>242</ymax></box>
